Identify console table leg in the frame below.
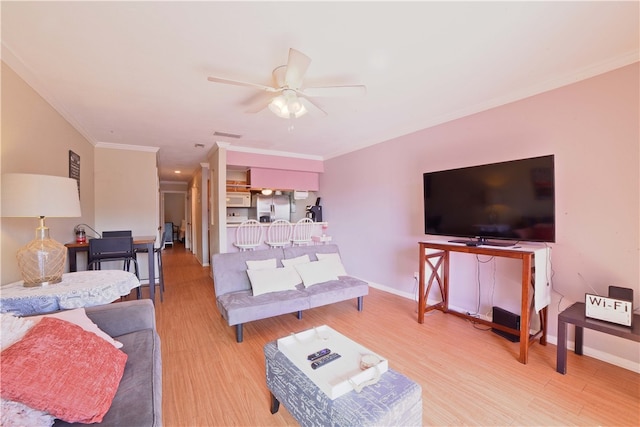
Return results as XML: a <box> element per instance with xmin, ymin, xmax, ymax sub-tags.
<box><xmin>518</xmin><ymin>254</ymin><xmax>533</xmax><ymax>364</ymax></box>
<box><xmin>67</xmin><ymin>247</ymin><xmax>80</xmax><ymax>272</ymax></box>
<box><xmin>540</xmin><ymin>306</ymin><xmax>548</xmax><ymax>345</ymax></box>
<box><xmin>575</xmin><ymin>326</ymin><xmax>584</xmax><ymax>355</ymax></box>
<box><xmin>556</xmin><ymin>318</ymin><xmax>568</xmax><ymax>374</ymax></box>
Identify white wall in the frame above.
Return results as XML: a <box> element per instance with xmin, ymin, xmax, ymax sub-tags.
<box><xmin>188</xmin><ymin>167</ymin><xmax>211</xmax><ymax>266</ymax></box>
<box><xmin>208</xmin><ymin>146</ymin><xmax>226</xmax><ymax>258</ymax></box>
<box><xmin>94</xmin><ymin>145</ymin><xmax>160</xmax><ymax>278</ymax></box>
<box><xmin>1</xmin><ymin>62</ymin><xmax>95</xmax><ymax>284</ymax></box>
<box><xmin>321</xmin><ymin>63</ymin><xmax>639</xmax><ymax>371</ymax></box>
<box><xmin>94</xmin><ymin>145</ymin><xmax>159</xmax><ymax>237</ymax></box>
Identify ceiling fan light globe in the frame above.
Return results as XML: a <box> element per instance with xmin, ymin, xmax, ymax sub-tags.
<box><xmin>292</xmin><ymin>103</ymin><xmax>307</xmax><ymax>118</ymax></box>
<box><xmin>268</xmin><ymin>96</ymin><xmax>288</xmax><ymax>118</ymax></box>
<box><xmin>268</xmin><ymin>94</ymin><xmax>307</xmax><ymax>119</ymax></box>
<box><xmin>287</xmin><ymin>97</ymin><xmax>303</xmax><ymax>114</ymax></box>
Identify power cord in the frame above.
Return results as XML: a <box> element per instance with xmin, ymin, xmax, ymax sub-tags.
<box><xmin>74</xmin><ymin>223</ymin><xmax>101</xmax><ymax>238</ymax></box>
<box><xmin>473</xmin><ymin>254</ymin><xmax>494</xmax><ymax>317</ymax></box>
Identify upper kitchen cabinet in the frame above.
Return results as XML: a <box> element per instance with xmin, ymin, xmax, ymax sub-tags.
<box><xmin>226</xmin><ymin>150</ymin><xmax>324</xmax><ymax>192</ymax></box>
<box><xmin>226</xmin><ymin>168</ymin><xmax>250</xmax><ymax>193</ymax></box>
<box><xmin>248</xmin><ymin>168</ymin><xmax>319</xmax><ymax>191</ymax></box>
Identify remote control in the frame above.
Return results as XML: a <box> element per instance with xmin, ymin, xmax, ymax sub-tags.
<box><xmin>307</xmin><ymin>348</ymin><xmax>331</xmax><ymax>361</ymax></box>
<box><xmin>311</xmin><ymin>352</ymin><xmax>341</xmax><ymax>369</ymax></box>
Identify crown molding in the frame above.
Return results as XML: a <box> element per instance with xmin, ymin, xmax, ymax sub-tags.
<box><xmin>95</xmin><ymin>141</ymin><xmax>159</xmax><ymax>152</ymax></box>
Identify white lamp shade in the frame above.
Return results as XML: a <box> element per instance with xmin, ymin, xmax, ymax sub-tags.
<box><xmin>2</xmin><ymin>173</ymin><xmax>81</xmax><ymax>218</ymax></box>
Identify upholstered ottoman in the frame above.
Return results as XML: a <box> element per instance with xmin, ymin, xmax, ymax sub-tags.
<box><xmin>264</xmin><ymin>340</ymin><xmax>422</xmax><ymax>426</ymax></box>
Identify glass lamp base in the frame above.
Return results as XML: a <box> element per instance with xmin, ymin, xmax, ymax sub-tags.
<box><xmin>16</xmin><ymin>236</ymin><xmax>67</xmax><ymax>287</ymax></box>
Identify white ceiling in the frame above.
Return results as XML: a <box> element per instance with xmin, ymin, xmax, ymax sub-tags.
<box><xmin>2</xmin><ymin>1</ymin><xmax>638</xmax><ymax>182</ymax></box>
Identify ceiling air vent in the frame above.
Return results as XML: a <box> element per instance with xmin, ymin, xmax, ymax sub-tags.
<box><xmin>213</xmin><ymin>131</ymin><xmax>242</xmax><ymax>139</ymax></box>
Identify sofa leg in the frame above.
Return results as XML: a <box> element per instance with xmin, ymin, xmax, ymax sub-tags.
<box><xmin>236</xmin><ymin>324</ymin><xmax>243</xmax><ymax>343</ymax></box>
<box><xmin>357</xmin><ymin>296</ymin><xmax>364</xmax><ymax>311</ymax></box>
<box><xmin>297</xmin><ymin>311</ymin><xmax>303</xmax><ymax>319</ymax></box>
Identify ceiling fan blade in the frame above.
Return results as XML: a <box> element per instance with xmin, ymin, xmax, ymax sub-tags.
<box><xmin>284</xmin><ymin>48</ymin><xmax>312</xmax><ymax>89</ymax></box>
<box><xmin>299</xmin><ymin>96</ymin><xmax>328</xmax><ymax>117</ymax></box>
<box><xmin>302</xmin><ymin>85</ymin><xmax>367</xmax><ymax>98</ymax></box>
<box><xmin>207</xmin><ymin>76</ymin><xmax>278</xmax><ymax>92</ymax></box>
<box><xmin>244</xmin><ymin>91</ymin><xmax>275</xmax><ymax>114</ymax></box>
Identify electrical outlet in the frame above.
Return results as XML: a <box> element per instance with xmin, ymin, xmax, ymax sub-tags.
<box><xmin>413</xmin><ymin>271</ymin><xmax>419</xmax><ymax>279</ymax></box>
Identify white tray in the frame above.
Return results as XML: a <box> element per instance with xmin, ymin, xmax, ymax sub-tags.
<box><xmin>277</xmin><ymin>325</ymin><xmax>388</xmax><ymax>400</ymax></box>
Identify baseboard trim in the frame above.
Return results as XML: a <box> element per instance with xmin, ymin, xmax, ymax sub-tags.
<box><xmin>361</xmin><ymin>277</ymin><xmax>640</xmax><ymax>374</ymax></box>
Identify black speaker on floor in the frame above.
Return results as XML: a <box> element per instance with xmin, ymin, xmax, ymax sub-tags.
<box><xmin>492</xmin><ymin>306</ymin><xmax>520</xmax><ymax>342</ymax></box>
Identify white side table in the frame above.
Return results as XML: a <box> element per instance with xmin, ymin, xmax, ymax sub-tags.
<box><xmin>0</xmin><ymin>270</ymin><xmax>140</xmax><ymax>316</ymax></box>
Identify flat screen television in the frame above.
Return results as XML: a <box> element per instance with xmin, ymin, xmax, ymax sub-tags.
<box><xmin>423</xmin><ymin>155</ymin><xmax>555</xmax><ymax>246</ymax></box>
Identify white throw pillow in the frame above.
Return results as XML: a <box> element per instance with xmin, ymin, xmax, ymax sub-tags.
<box><xmin>246</xmin><ymin>258</ymin><xmax>278</xmax><ymax>270</ymax></box>
<box><xmin>1</xmin><ymin>398</ymin><xmax>54</xmax><ymax>427</ymax></box>
<box><xmin>294</xmin><ymin>260</ymin><xmax>339</xmax><ymax>288</ymax></box>
<box><xmin>281</xmin><ymin>255</ymin><xmax>309</xmax><ymax>284</ymax></box>
<box><xmin>1</xmin><ymin>313</ymin><xmax>36</xmax><ymax>351</ymax></box>
<box><xmin>281</xmin><ymin>254</ymin><xmax>310</xmax><ymax>267</ymax></box>
<box><xmin>247</xmin><ymin>267</ymin><xmax>301</xmax><ymax>296</ymax></box>
<box><xmin>31</xmin><ymin>308</ymin><xmax>123</xmax><ymax>349</ymax></box>
<box><xmin>315</xmin><ymin>252</ymin><xmax>348</xmax><ymax>276</ymax></box>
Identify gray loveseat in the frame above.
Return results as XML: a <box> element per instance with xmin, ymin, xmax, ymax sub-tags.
<box><xmin>53</xmin><ymin>299</ymin><xmax>162</xmax><ymax>427</ymax></box>
<box><xmin>212</xmin><ymin>244</ymin><xmax>368</xmax><ymax>342</ymax></box>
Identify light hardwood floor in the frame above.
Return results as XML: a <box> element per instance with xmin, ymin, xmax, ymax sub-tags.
<box><xmin>138</xmin><ymin>242</ymin><xmax>639</xmax><ymax>426</ymax></box>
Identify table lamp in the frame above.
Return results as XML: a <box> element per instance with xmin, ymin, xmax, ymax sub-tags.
<box><xmin>1</xmin><ymin>173</ymin><xmax>81</xmax><ymax>286</ymax></box>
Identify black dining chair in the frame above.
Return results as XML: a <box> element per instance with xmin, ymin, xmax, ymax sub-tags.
<box><xmin>102</xmin><ymin>230</ymin><xmax>134</xmax><ymax>270</ymax></box>
<box><xmin>102</xmin><ymin>230</ymin><xmax>132</xmax><ymax>238</ymax></box>
<box><xmin>88</xmin><ymin>236</ymin><xmax>141</xmax><ymax>298</ymax></box>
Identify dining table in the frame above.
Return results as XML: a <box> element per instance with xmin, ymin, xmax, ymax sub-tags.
<box><xmin>0</xmin><ymin>270</ymin><xmax>140</xmax><ymax>316</ymax></box>
<box><xmin>65</xmin><ymin>235</ymin><xmax>158</xmax><ymax>303</ymax></box>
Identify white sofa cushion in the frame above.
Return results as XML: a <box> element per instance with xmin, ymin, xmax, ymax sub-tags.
<box><xmin>247</xmin><ymin>267</ymin><xmax>301</xmax><ymax>296</ymax></box>
<box><xmin>294</xmin><ymin>260</ymin><xmax>339</xmax><ymax>288</ymax></box>
<box><xmin>315</xmin><ymin>252</ymin><xmax>348</xmax><ymax>276</ymax></box>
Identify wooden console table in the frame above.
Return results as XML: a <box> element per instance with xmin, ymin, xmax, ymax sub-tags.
<box><xmin>418</xmin><ymin>241</ymin><xmax>549</xmax><ymax>364</ymax></box>
<box><xmin>556</xmin><ymin>302</ymin><xmax>640</xmax><ymax>374</ymax></box>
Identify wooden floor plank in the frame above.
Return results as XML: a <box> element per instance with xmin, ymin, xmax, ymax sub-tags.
<box><xmin>132</xmin><ymin>242</ymin><xmax>640</xmax><ymax>426</ymax></box>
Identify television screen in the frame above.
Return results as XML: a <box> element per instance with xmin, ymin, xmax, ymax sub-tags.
<box><xmin>423</xmin><ymin>155</ymin><xmax>555</xmax><ymax>244</ymax></box>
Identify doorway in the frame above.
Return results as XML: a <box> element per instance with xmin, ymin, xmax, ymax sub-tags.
<box><xmin>161</xmin><ymin>191</ymin><xmax>188</xmax><ymax>249</ymax></box>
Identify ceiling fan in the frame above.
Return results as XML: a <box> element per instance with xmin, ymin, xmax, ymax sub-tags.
<box><xmin>207</xmin><ymin>48</ymin><xmax>366</xmax><ymax>119</ymax></box>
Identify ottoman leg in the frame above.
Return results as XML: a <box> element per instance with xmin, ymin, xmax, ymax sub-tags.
<box><xmin>269</xmin><ymin>392</ymin><xmax>280</xmax><ymax>414</ymax></box>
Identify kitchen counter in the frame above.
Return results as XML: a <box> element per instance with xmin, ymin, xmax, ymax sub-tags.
<box><xmin>226</xmin><ymin>221</ymin><xmax>328</xmax><ymax>227</ymax></box>
<box><xmin>225</xmin><ymin>221</ymin><xmax>329</xmax><ymax>252</ymax></box>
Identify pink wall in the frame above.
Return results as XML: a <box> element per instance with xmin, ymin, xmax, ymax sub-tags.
<box><xmin>321</xmin><ymin>63</ymin><xmax>639</xmax><ymax>369</ymax></box>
